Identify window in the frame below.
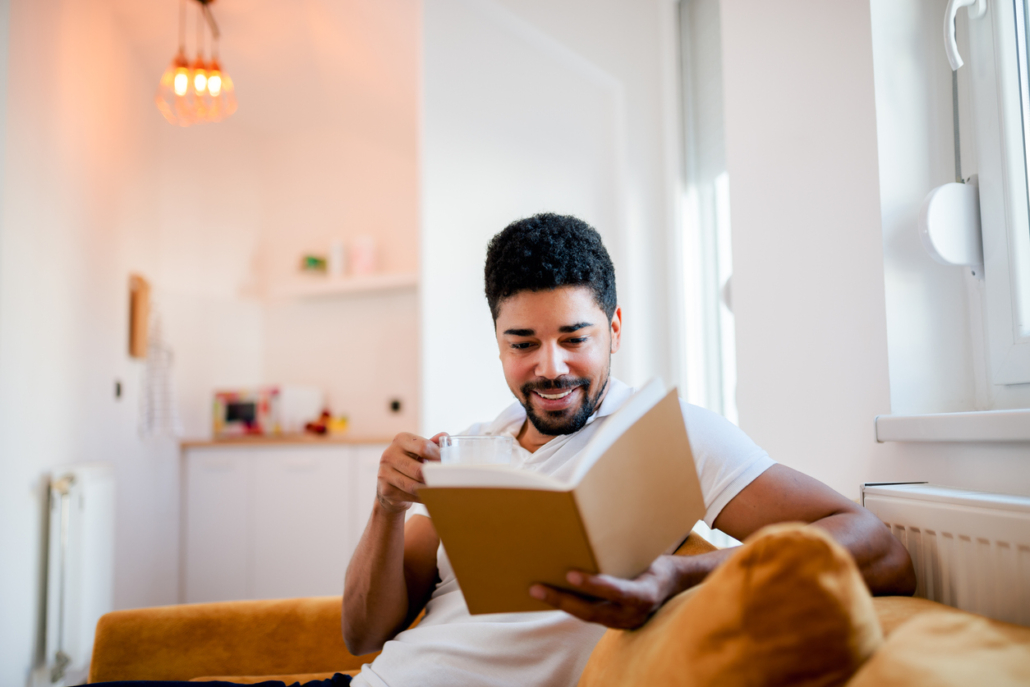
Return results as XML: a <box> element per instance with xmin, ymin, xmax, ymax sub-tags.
<box><xmin>969</xmin><ymin>0</ymin><xmax>1030</xmax><ymax>385</ymax></box>
<box><xmin>676</xmin><ymin>0</ymin><xmax>738</xmax><ymax>425</ymax></box>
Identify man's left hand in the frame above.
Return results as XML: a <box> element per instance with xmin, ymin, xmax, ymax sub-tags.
<box><xmin>529</xmin><ymin>556</ymin><xmax>682</xmax><ymax>629</ymax></box>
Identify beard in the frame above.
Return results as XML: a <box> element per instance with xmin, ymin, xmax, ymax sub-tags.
<box><xmin>519</xmin><ymin>367</ymin><xmax>611</xmax><ymax>436</ymax></box>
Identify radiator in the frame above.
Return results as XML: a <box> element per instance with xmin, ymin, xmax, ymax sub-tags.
<box><xmin>42</xmin><ymin>463</ymin><xmax>116</xmax><ymax>685</ymax></box>
<box><xmin>862</xmin><ymin>483</ymin><xmax>1030</xmax><ymax>626</ymax></box>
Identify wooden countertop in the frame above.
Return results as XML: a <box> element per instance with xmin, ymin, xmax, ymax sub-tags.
<box><xmin>181</xmin><ymin>434</ymin><xmax>393</xmax><ymax>449</ymax></box>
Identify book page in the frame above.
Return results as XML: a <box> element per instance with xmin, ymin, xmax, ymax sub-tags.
<box><xmin>422</xmin><ymin>463</ymin><xmax>566</xmax><ymax>490</ymax></box>
<box><xmin>573</xmin><ymin>388</ymin><xmax>705</xmax><ymax>578</ymax></box>
<box><xmin>568</xmin><ymin>377</ymin><xmax>667</xmax><ymax>485</ymax></box>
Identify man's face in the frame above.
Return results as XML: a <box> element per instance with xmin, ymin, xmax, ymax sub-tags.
<box><xmin>495</xmin><ymin>286</ymin><xmax>622</xmax><ymax>436</ymax></box>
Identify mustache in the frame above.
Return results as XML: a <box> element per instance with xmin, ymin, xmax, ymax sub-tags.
<box><xmin>521</xmin><ymin>376</ymin><xmax>591</xmax><ymax>395</ymax></box>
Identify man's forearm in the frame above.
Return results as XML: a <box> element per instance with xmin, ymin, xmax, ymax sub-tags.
<box><xmin>662</xmin><ymin>512</ymin><xmax>916</xmax><ymax>599</ymax></box>
<box><xmin>342</xmin><ymin>502</ymin><xmax>410</xmax><ymax>655</ymax></box>
<box><xmin>810</xmin><ymin>511</ymin><xmax>916</xmax><ymax>596</ymax></box>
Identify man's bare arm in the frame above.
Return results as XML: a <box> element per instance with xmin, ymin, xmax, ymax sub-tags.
<box><xmin>531</xmin><ymin>464</ymin><xmax>916</xmax><ymax>628</ymax></box>
<box><xmin>342</xmin><ymin>434</ymin><xmax>443</xmax><ymax>655</ymax></box>
<box><xmin>712</xmin><ymin>464</ymin><xmax>915</xmax><ymax>595</ymax></box>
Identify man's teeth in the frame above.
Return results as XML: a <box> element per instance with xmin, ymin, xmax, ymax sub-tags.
<box><xmin>536</xmin><ymin>388</ymin><xmax>574</xmax><ymax>400</ymax></box>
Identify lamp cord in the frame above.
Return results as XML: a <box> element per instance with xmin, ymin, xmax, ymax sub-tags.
<box><xmin>178</xmin><ymin>0</ymin><xmax>186</xmax><ymax>54</ymax></box>
<box><xmin>201</xmin><ymin>3</ymin><xmax>221</xmax><ymax>41</ymax></box>
<box><xmin>196</xmin><ymin>2</ymin><xmax>205</xmax><ymax>60</ymax></box>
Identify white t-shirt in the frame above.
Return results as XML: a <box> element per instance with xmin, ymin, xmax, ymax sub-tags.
<box><xmin>350</xmin><ymin>378</ymin><xmax>774</xmax><ymax>687</ymax></box>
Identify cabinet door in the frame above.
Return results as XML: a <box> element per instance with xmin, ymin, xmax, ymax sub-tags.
<box><xmin>251</xmin><ymin>447</ymin><xmax>353</xmax><ymax>599</ymax></box>
<box><xmin>184</xmin><ymin>450</ymin><xmax>250</xmax><ymax>603</ymax></box>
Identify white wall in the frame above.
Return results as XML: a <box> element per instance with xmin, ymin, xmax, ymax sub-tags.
<box><xmin>0</xmin><ymin>2</ymin><xmax>422</xmax><ymax>683</ymax></box>
<box><xmin>0</xmin><ymin>1</ymin><xmax>174</xmax><ymax>682</ymax></box>
<box><xmin>720</xmin><ymin>0</ymin><xmax>1030</xmax><ymax>503</ymax></box>
<box><xmin>421</xmin><ymin>0</ymin><xmax>679</xmax><ymax>435</ymax></box>
<box><xmin>258</xmin><ymin>125</ymin><xmax>420</xmax><ymax>438</ymax></box>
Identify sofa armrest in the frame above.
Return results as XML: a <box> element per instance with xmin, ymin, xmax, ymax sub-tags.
<box><xmin>673</xmin><ymin>531</ymin><xmax>718</xmax><ymax>557</ymax></box>
<box><xmin>89</xmin><ymin>596</ymin><xmax>377</xmax><ymax>683</ymax></box>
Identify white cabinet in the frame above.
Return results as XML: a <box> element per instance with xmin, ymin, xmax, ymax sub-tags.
<box><xmin>182</xmin><ymin>443</ymin><xmax>386</xmax><ymax>603</ymax></box>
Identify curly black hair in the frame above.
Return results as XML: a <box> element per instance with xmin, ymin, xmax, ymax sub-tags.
<box><xmin>484</xmin><ymin>213</ymin><xmax>617</xmax><ymax>322</ymax></box>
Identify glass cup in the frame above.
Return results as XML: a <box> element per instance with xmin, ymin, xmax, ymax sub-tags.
<box><xmin>439</xmin><ymin>435</ymin><xmax>514</xmax><ymax>465</ymax></box>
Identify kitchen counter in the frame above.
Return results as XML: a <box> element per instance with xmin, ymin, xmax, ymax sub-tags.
<box><xmin>180</xmin><ymin>434</ymin><xmax>395</xmax><ymax>449</ymax></box>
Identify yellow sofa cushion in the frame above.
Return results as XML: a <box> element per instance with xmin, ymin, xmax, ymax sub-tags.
<box><xmin>190</xmin><ymin>671</ymin><xmax>357</xmax><ymax>683</ymax></box>
<box><xmin>848</xmin><ymin>611</ymin><xmax>1030</xmax><ymax>686</ymax></box>
<box><xmin>578</xmin><ymin>523</ymin><xmax>882</xmax><ymax>687</ymax></box>
<box><xmin>89</xmin><ymin>597</ymin><xmax>377</xmax><ymax>683</ymax></box>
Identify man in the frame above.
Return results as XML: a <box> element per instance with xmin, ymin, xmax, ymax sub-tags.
<box><xmin>342</xmin><ymin>213</ymin><xmax>915</xmax><ymax>687</ymax></box>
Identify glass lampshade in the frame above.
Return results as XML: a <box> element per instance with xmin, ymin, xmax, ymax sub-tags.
<box><xmin>154</xmin><ymin>51</ymin><xmax>195</xmax><ymax>126</ymax></box>
<box><xmin>188</xmin><ymin>56</ymin><xmax>209</xmax><ymax>121</ymax></box>
<box><xmin>204</xmin><ymin>59</ymin><xmax>237</xmax><ymax>123</ymax></box>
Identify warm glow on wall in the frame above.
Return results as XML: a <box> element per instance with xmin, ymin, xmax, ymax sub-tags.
<box><xmin>155</xmin><ymin>0</ymin><xmax>237</xmax><ymax>127</ymax></box>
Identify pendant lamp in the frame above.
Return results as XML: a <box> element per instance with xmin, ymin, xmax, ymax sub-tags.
<box><xmin>154</xmin><ymin>0</ymin><xmax>236</xmax><ymax>127</ymax></box>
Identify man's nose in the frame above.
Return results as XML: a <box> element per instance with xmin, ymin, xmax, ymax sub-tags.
<box><xmin>535</xmin><ymin>342</ymin><xmax>570</xmax><ymax>379</ymax></box>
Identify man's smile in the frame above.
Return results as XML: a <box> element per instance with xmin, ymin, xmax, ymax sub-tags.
<box><xmin>535</xmin><ymin>389</ymin><xmax>574</xmax><ymax>400</ymax></box>
<box><xmin>530</xmin><ymin>385</ymin><xmax>583</xmax><ymax>413</ymax></box>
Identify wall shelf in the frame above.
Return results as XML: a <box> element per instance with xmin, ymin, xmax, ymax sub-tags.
<box><xmin>874</xmin><ymin>408</ymin><xmax>1030</xmax><ymax>443</ymax></box>
<box><xmin>268</xmin><ymin>272</ymin><xmax>419</xmax><ymax>299</ymax></box>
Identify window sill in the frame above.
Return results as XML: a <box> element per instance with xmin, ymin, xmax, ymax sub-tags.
<box><xmin>875</xmin><ymin>408</ymin><xmax>1030</xmax><ymax>443</ymax></box>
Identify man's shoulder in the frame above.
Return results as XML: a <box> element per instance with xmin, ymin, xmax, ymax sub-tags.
<box><xmin>462</xmin><ymin>399</ymin><xmax>525</xmax><ymax>436</ymax></box>
<box><xmin>675</xmin><ymin>397</ymin><xmax>768</xmax><ymax>460</ymax></box>
<box><xmin>461</xmin><ymin>421</ymin><xmax>493</xmax><ymax>436</ymax></box>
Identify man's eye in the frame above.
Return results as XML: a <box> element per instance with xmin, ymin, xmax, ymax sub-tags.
<box><xmin>566</xmin><ymin>337</ymin><xmax>587</xmax><ymax>344</ymax></box>
<box><xmin>511</xmin><ymin>342</ymin><xmax>534</xmax><ymax>350</ymax></box>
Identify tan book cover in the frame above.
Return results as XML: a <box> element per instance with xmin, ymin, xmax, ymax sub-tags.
<box><xmin>419</xmin><ymin>380</ymin><xmax>705</xmax><ymax>615</ymax></box>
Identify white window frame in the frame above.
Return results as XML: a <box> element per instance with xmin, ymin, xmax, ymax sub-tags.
<box><xmin>969</xmin><ymin>0</ymin><xmax>1030</xmax><ymax>385</ymax></box>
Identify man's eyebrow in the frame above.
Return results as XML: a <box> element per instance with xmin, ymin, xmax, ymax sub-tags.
<box><xmin>558</xmin><ymin>322</ymin><xmax>593</xmax><ymax>333</ymax></box>
<box><xmin>504</xmin><ymin>328</ymin><xmax>535</xmax><ymax>336</ymax></box>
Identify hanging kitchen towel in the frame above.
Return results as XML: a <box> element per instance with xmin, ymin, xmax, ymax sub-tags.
<box><xmin>138</xmin><ymin>311</ymin><xmax>182</xmax><ymax>439</ymax></box>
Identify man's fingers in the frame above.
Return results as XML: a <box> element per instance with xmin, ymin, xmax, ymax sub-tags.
<box><xmin>529</xmin><ymin>585</ymin><xmax>607</xmax><ymax>625</ymax></box>
<box><xmin>418</xmin><ymin>437</ymin><xmax>442</xmax><ymax>462</ymax></box>
<box><xmin>388</xmin><ymin>451</ymin><xmax>425</xmax><ymax>483</ymax></box>
<box><xmin>379</xmin><ymin>465</ymin><xmax>423</xmax><ymax>501</ymax></box>
<box><xmin>376</xmin><ymin>431</ymin><xmax>448</xmax><ymax>513</ymax></box>
<box><xmin>429</xmin><ymin>432</ymin><xmax>449</xmax><ymax>451</ymax></box>
<box><xmin>394</xmin><ymin>432</ymin><xmax>442</xmax><ymax>463</ymax></box>
<box><xmin>565</xmin><ymin>571</ymin><xmax>633</xmax><ymax>603</ymax></box>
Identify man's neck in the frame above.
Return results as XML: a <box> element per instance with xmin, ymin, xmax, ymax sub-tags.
<box><xmin>515</xmin><ymin>378</ymin><xmax>611</xmax><ymax>453</ymax></box>
<box><xmin>515</xmin><ymin>421</ymin><xmax>555</xmax><ymax>454</ymax></box>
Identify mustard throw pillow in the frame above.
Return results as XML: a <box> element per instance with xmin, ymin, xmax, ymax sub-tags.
<box><xmin>848</xmin><ymin>611</ymin><xmax>1030</xmax><ymax>686</ymax></box>
<box><xmin>578</xmin><ymin>523</ymin><xmax>883</xmax><ymax>687</ymax></box>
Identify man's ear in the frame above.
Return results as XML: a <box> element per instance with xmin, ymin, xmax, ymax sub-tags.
<box><xmin>609</xmin><ymin>307</ymin><xmax>622</xmax><ymax>354</ymax></box>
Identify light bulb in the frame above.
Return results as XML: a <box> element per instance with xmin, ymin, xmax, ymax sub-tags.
<box><xmin>204</xmin><ymin>59</ymin><xmax>237</xmax><ymax>123</ymax></box>
<box><xmin>190</xmin><ymin>57</ymin><xmax>207</xmax><ymax>95</ymax></box>
<box><xmin>174</xmin><ymin>70</ymin><xmax>189</xmax><ymax>96</ymax></box>
<box><xmin>155</xmin><ymin>50</ymin><xmax>195</xmax><ymax>126</ymax></box>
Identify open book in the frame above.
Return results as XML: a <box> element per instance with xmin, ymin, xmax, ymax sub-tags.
<box><xmin>419</xmin><ymin>379</ymin><xmax>705</xmax><ymax>614</ymax></box>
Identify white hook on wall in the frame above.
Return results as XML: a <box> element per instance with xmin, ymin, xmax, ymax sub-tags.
<box><xmin>945</xmin><ymin>0</ymin><xmax>988</xmax><ymax>70</ymax></box>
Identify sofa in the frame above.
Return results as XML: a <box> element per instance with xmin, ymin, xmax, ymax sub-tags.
<box><xmin>89</xmin><ymin>527</ymin><xmax>1030</xmax><ymax>685</ymax></box>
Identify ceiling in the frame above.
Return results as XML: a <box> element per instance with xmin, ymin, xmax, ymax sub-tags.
<box><xmin>109</xmin><ymin>0</ymin><xmax>420</xmax><ymax>137</ymax></box>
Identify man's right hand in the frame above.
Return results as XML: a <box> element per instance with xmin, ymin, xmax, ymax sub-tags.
<box><xmin>376</xmin><ymin>432</ymin><xmax>446</xmax><ymax>513</ymax></box>
<box><xmin>345</xmin><ymin>432</ymin><xmax>444</xmax><ymax>654</ymax></box>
